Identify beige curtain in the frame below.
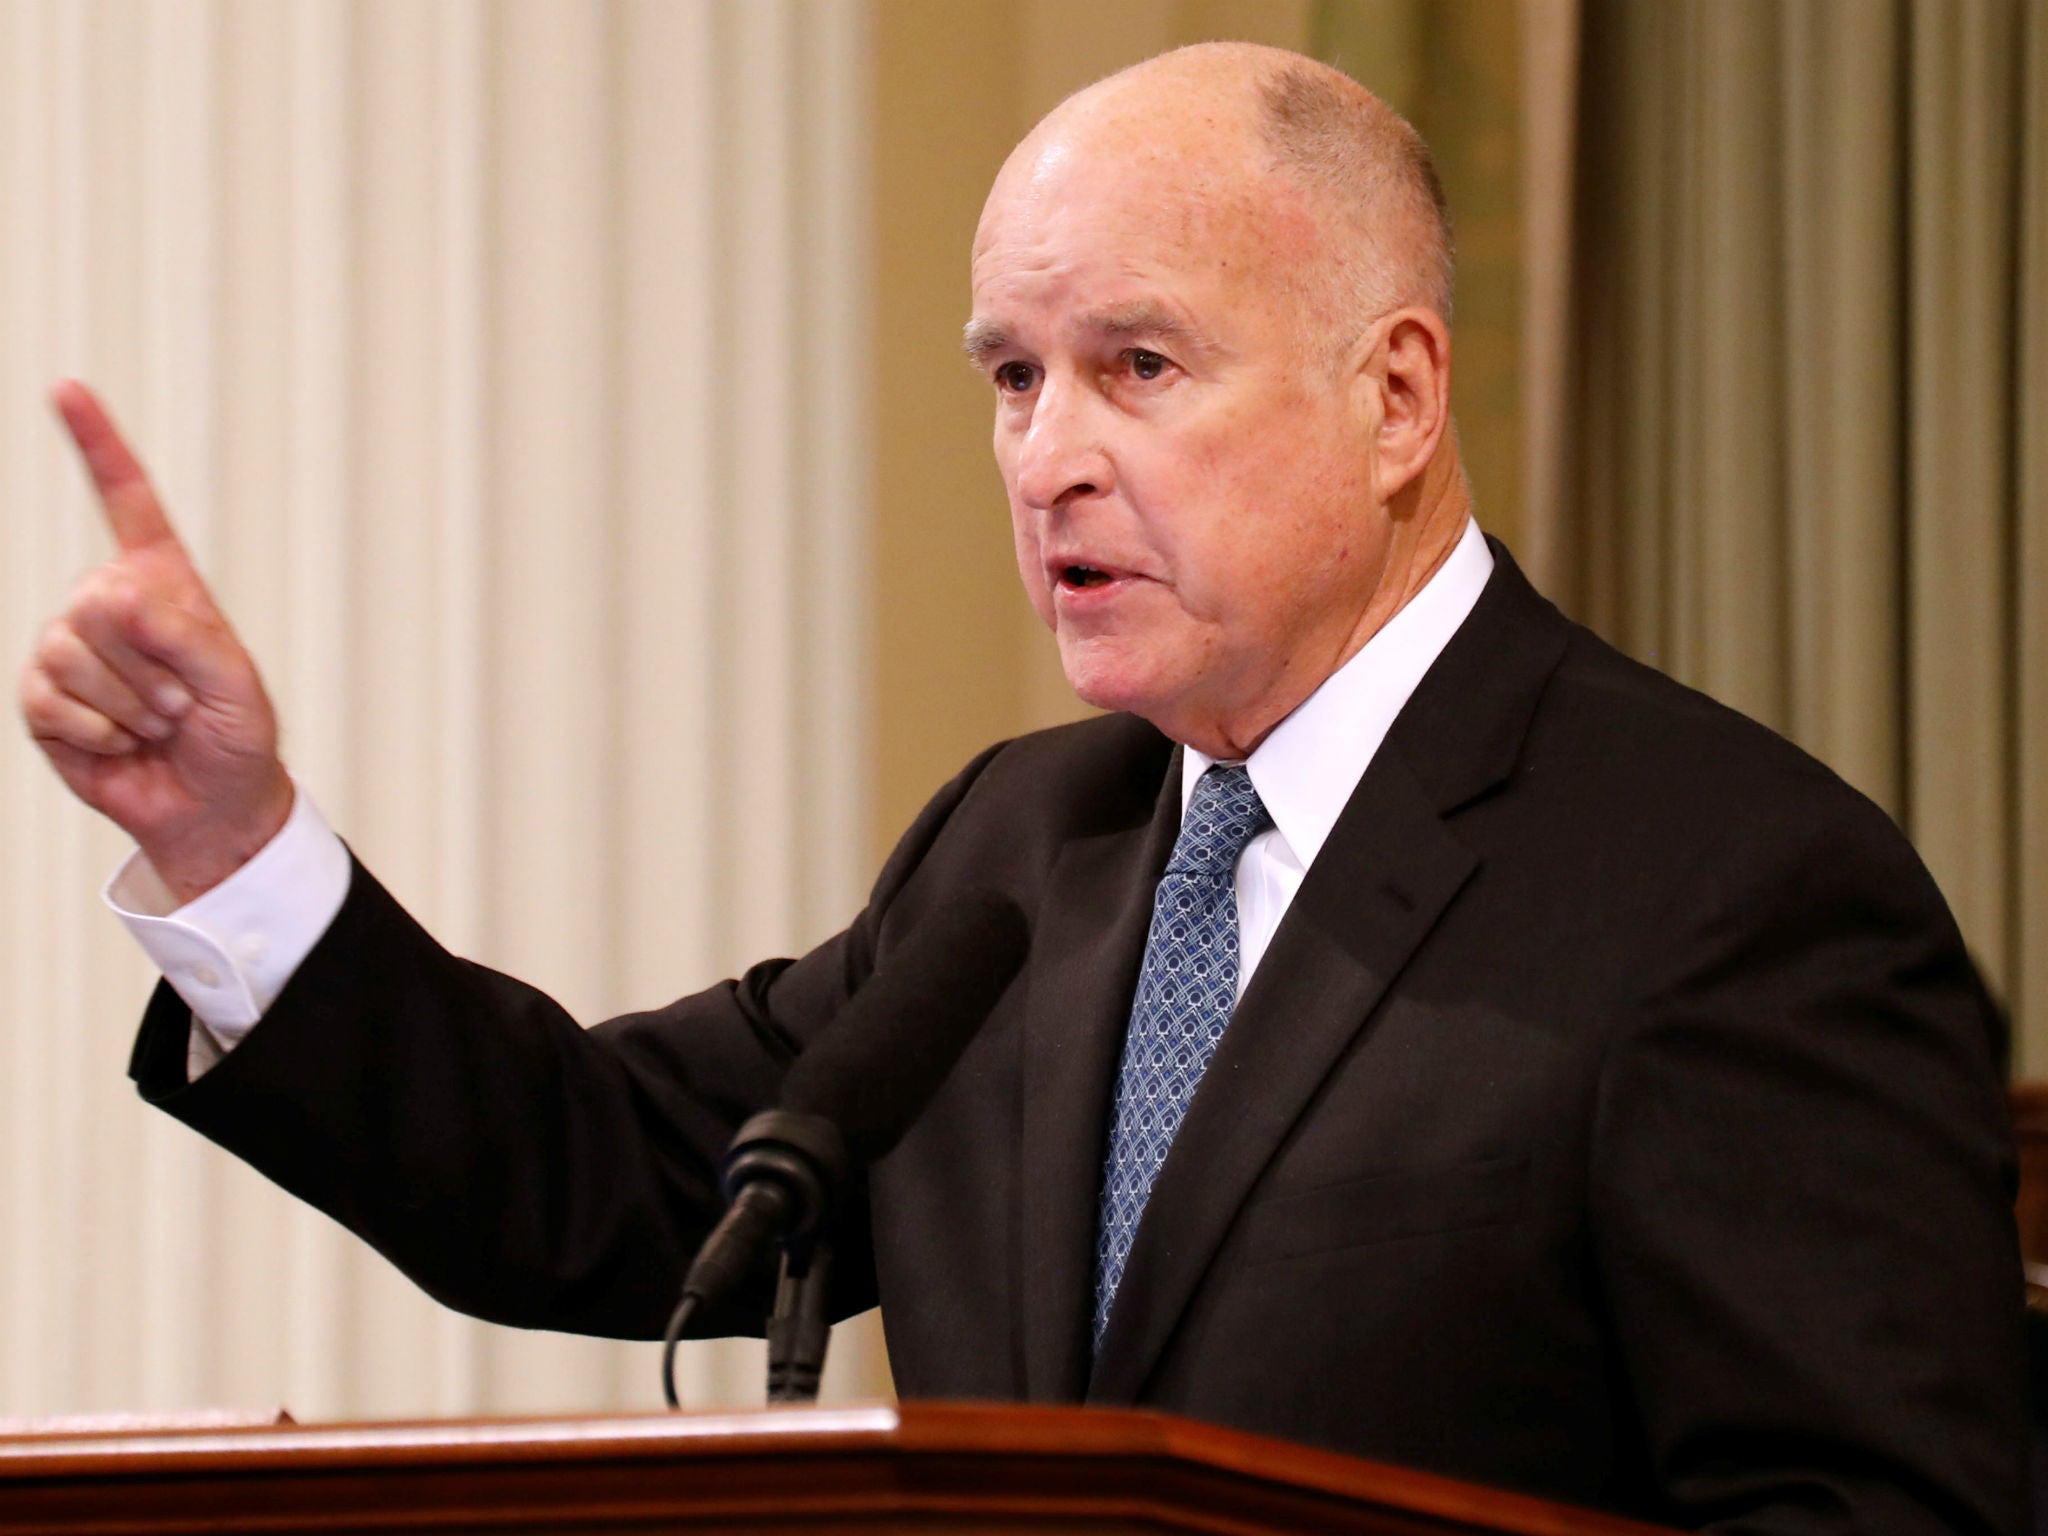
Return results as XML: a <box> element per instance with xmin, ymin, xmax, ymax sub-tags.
<box><xmin>1529</xmin><ymin>0</ymin><xmax>2048</xmax><ymax>1071</ymax></box>
<box><xmin>0</xmin><ymin>0</ymin><xmax>879</xmax><ymax>1422</ymax></box>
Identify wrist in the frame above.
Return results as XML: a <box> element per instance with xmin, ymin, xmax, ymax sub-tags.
<box><xmin>141</xmin><ymin>769</ymin><xmax>295</xmax><ymax>906</ymax></box>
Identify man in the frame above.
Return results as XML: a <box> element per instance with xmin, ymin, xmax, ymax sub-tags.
<box><xmin>18</xmin><ymin>43</ymin><xmax>2027</xmax><ymax>1534</ymax></box>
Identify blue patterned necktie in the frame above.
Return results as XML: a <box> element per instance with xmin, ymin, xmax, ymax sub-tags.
<box><xmin>1093</xmin><ymin>763</ymin><xmax>1272</xmax><ymax>1347</ymax></box>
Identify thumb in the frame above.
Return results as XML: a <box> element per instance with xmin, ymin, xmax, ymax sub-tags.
<box><xmin>113</xmin><ymin>594</ymin><xmax>254</xmax><ymax>706</ymax></box>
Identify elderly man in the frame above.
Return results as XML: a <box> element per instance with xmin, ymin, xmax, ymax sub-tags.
<box><xmin>19</xmin><ymin>43</ymin><xmax>2025</xmax><ymax>1535</ymax></box>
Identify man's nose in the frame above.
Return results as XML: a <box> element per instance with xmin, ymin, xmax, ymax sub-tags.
<box><xmin>1011</xmin><ymin>383</ymin><xmax>1111</xmax><ymax>511</ymax></box>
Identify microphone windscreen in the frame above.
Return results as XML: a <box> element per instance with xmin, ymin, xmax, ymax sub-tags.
<box><xmin>779</xmin><ymin>891</ymin><xmax>1029</xmax><ymax>1164</ymax></box>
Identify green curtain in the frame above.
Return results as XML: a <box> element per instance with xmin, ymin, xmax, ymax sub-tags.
<box><xmin>1310</xmin><ymin>1</ymin><xmax>1526</xmax><ymax>550</ymax></box>
<box><xmin>1542</xmin><ymin>0</ymin><xmax>2048</xmax><ymax>1068</ymax></box>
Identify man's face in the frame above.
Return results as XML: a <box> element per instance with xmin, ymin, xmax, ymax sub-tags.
<box><xmin>968</xmin><ymin>125</ymin><xmax>1392</xmax><ymax>754</ymax></box>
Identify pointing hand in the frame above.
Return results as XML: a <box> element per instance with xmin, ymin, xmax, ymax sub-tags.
<box><xmin>19</xmin><ymin>381</ymin><xmax>292</xmax><ymax>904</ymax></box>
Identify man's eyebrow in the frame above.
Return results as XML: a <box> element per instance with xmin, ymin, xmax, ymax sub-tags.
<box><xmin>1084</xmin><ymin>302</ymin><xmax>1215</xmax><ymax>352</ymax></box>
<box><xmin>960</xmin><ymin>304</ymin><xmax>1221</xmax><ymax>369</ymax></box>
<box><xmin>961</xmin><ymin>319</ymin><xmax>1010</xmax><ymax>367</ymax></box>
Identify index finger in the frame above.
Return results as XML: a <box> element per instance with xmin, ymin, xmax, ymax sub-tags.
<box><xmin>49</xmin><ymin>380</ymin><xmax>184</xmax><ymax>554</ymax></box>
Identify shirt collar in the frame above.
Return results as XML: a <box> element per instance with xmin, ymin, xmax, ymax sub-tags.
<box><xmin>1183</xmin><ymin>517</ymin><xmax>1494</xmax><ymax>869</ymax></box>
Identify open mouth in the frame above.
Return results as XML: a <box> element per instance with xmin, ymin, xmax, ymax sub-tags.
<box><xmin>1062</xmin><ymin>565</ymin><xmax>1115</xmax><ymax>589</ymax></box>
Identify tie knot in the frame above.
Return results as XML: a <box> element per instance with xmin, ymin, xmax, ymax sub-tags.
<box><xmin>1168</xmin><ymin>765</ymin><xmax>1271</xmax><ymax>877</ymax></box>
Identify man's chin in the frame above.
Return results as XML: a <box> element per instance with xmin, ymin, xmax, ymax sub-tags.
<box><xmin>1058</xmin><ymin>647</ymin><xmax>1182</xmax><ymax>724</ymax></box>
<box><xmin>1058</xmin><ymin>638</ymin><xmax>1267</xmax><ymax>757</ymax></box>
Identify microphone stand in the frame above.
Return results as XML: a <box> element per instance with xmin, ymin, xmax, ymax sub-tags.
<box><xmin>765</xmin><ymin>1236</ymin><xmax>834</xmax><ymax>1402</ymax></box>
<box><xmin>660</xmin><ymin>1110</ymin><xmax>848</xmax><ymax>1410</ymax></box>
<box><xmin>658</xmin><ymin>890</ymin><xmax>1030</xmax><ymax>1411</ymax></box>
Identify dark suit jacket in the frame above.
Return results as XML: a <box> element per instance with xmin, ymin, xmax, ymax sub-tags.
<box><xmin>130</xmin><ymin>546</ymin><xmax>2028</xmax><ymax>1533</ymax></box>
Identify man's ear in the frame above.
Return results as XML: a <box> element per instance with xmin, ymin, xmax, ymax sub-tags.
<box><xmin>1367</xmin><ymin>309</ymin><xmax>1452</xmax><ymax>502</ymax></box>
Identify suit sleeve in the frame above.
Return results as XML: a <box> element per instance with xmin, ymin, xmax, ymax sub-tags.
<box><xmin>126</xmin><ymin>739</ymin><xmax>1011</xmax><ymax>1341</ymax></box>
<box><xmin>1590</xmin><ymin>792</ymin><xmax>2029</xmax><ymax>1536</ymax></box>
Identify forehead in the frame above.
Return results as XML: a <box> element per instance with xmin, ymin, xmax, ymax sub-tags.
<box><xmin>969</xmin><ymin>132</ymin><xmax>1322</xmax><ymax>340</ymax></box>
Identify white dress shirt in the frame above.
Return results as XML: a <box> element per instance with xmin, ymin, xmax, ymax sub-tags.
<box><xmin>107</xmin><ymin>786</ymin><xmax>351</xmax><ymax>1080</ymax></box>
<box><xmin>108</xmin><ymin>517</ymin><xmax>1494</xmax><ymax>1073</ymax></box>
<box><xmin>1183</xmin><ymin>517</ymin><xmax>1493</xmax><ymax>997</ymax></box>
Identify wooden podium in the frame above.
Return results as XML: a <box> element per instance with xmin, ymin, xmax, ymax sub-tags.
<box><xmin>0</xmin><ymin>1400</ymin><xmax>1673</xmax><ymax>1535</ymax></box>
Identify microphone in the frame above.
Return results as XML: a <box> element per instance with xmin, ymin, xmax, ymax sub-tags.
<box><xmin>779</xmin><ymin>889</ymin><xmax>1032</xmax><ymax>1160</ymax></box>
<box><xmin>661</xmin><ymin>891</ymin><xmax>1030</xmax><ymax>1404</ymax></box>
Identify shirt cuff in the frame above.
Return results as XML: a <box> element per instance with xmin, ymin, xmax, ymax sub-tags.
<box><xmin>104</xmin><ymin>785</ymin><xmax>351</xmax><ymax>1067</ymax></box>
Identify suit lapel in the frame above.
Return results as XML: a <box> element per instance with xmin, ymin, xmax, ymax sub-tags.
<box><xmin>1086</xmin><ymin>541</ymin><xmax>1572</xmax><ymax>1403</ymax></box>
<box><xmin>1085</xmin><ymin>756</ymin><xmax>1476</xmax><ymax>1402</ymax></box>
<box><xmin>1018</xmin><ymin>753</ymin><xmax>1183</xmax><ymax>1401</ymax></box>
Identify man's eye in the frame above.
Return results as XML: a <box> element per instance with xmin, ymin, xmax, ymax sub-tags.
<box><xmin>994</xmin><ymin>361</ymin><xmax>1037</xmax><ymax>393</ymax></box>
<box><xmin>1127</xmin><ymin>349</ymin><xmax>1169</xmax><ymax>381</ymax></box>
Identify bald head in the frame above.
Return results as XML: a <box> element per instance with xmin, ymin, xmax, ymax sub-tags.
<box><xmin>1250</xmin><ymin>52</ymin><xmax>1455</xmax><ymax>322</ymax></box>
<box><xmin>989</xmin><ymin>43</ymin><xmax>1454</xmax><ymax>346</ymax></box>
<box><xmin>969</xmin><ymin>42</ymin><xmax>1470</xmax><ymax>755</ymax></box>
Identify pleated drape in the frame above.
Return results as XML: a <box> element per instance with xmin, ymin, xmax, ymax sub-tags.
<box><xmin>0</xmin><ymin>0</ymin><xmax>878</xmax><ymax>1421</ymax></box>
<box><xmin>1310</xmin><ymin>0</ymin><xmax>1527</xmax><ymax>547</ymax></box>
<box><xmin>1536</xmin><ymin>0</ymin><xmax>2048</xmax><ymax>1069</ymax></box>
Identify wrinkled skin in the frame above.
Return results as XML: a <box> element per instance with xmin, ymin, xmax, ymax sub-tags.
<box><xmin>967</xmin><ymin>50</ymin><xmax>1469</xmax><ymax>759</ymax></box>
